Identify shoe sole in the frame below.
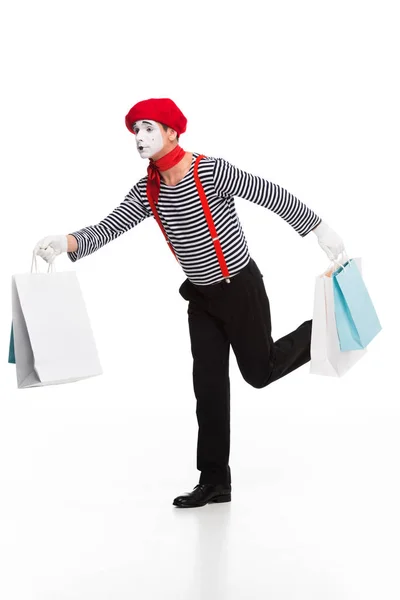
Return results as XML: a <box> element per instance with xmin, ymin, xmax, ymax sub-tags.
<box><xmin>173</xmin><ymin>493</ymin><xmax>231</xmax><ymax>508</ymax></box>
<box><xmin>209</xmin><ymin>493</ymin><xmax>231</xmax><ymax>504</ymax></box>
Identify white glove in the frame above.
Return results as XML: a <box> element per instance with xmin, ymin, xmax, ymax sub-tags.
<box><xmin>34</xmin><ymin>235</ymin><xmax>68</xmax><ymax>264</ymax></box>
<box><xmin>312</xmin><ymin>221</ymin><xmax>345</xmax><ymax>260</ymax></box>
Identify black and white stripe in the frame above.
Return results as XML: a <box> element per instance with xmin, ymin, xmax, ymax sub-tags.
<box><xmin>67</xmin><ymin>152</ymin><xmax>321</xmax><ymax>285</ymax></box>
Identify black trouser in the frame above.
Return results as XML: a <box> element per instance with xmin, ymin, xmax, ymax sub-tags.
<box><xmin>178</xmin><ymin>257</ymin><xmax>312</xmax><ymax>487</ymax></box>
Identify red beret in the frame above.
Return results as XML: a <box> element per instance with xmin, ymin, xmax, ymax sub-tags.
<box><xmin>125</xmin><ymin>98</ymin><xmax>187</xmax><ymax>136</ymax></box>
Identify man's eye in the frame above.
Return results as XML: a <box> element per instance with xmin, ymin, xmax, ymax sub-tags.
<box><xmin>147</xmin><ymin>127</ymin><xmax>152</xmax><ymax>132</ymax></box>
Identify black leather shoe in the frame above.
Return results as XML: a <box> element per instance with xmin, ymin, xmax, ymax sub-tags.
<box><xmin>173</xmin><ymin>483</ymin><xmax>232</xmax><ymax>508</ymax></box>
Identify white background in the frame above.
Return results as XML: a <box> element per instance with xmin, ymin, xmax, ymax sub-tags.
<box><xmin>0</xmin><ymin>1</ymin><xmax>399</xmax><ymax>598</ymax></box>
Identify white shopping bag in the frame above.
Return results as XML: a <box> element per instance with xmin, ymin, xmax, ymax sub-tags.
<box><xmin>310</xmin><ymin>258</ymin><xmax>366</xmax><ymax>377</ymax></box>
<box><xmin>11</xmin><ymin>252</ymin><xmax>103</xmax><ymax>388</ymax></box>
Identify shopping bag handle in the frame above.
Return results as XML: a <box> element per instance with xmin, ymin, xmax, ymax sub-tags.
<box><xmin>330</xmin><ymin>249</ymin><xmax>352</xmax><ymax>273</ymax></box>
<box><xmin>31</xmin><ymin>249</ymin><xmax>56</xmax><ymax>274</ymax></box>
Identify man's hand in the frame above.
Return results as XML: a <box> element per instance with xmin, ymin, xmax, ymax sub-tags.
<box><xmin>34</xmin><ymin>235</ymin><xmax>68</xmax><ymax>263</ymax></box>
<box><xmin>312</xmin><ymin>221</ymin><xmax>345</xmax><ymax>260</ymax></box>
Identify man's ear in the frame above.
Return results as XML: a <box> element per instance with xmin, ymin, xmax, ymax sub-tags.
<box><xmin>169</xmin><ymin>129</ymin><xmax>178</xmax><ymax>141</ymax></box>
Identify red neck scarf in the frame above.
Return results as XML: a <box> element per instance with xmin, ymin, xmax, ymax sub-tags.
<box><xmin>147</xmin><ymin>145</ymin><xmax>186</xmax><ymax>206</ymax></box>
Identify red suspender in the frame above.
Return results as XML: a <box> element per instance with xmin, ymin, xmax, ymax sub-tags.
<box><xmin>193</xmin><ymin>155</ymin><xmax>230</xmax><ymax>278</ymax></box>
<box><xmin>145</xmin><ymin>186</ymin><xmax>177</xmax><ymax>261</ymax></box>
<box><xmin>146</xmin><ymin>154</ymin><xmax>231</xmax><ymax>279</ymax></box>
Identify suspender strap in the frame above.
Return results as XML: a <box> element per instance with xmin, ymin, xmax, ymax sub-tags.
<box><xmin>194</xmin><ymin>155</ymin><xmax>230</xmax><ymax>278</ymax></box>
<box><xmin>146</xmin><ymin>154</ymin><xmax>231</xmax><ymax>278</ymax></box>
<box><xmin>146</xmin><ymin>186</ymin><xmax>179</xmax><ymax>262</ymax></box>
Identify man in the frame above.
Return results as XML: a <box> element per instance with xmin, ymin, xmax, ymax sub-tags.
<box><xmin>35</xmin><ymin>97</ymin><xmax>344</xmax><ymax>508</ymax></box>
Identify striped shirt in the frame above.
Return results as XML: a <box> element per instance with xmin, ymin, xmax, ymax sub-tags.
<box><xmin>67</xmin><ymin>152</ymin><xmax>321</xmax><ymax>285</ymax></box>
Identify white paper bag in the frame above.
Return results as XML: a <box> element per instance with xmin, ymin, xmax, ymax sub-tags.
<box><xmin>310</xmin><ymin>258</ymin><xmax>366</xmax><ymax>377</ymax></box>
<box><xmin>11</xmin><ymin>254</ymin><xmax>103</xmax><ymax>388</ymax></box>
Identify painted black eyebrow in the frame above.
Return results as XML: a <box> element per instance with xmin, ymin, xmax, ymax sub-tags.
<box><xmin>133</xmin><ymin>120</ymin><xmax>153</xmax><ymax>127</ymax></box>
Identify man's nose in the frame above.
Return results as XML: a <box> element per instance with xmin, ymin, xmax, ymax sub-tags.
<box><xmin>136</xmin><ymin>128</ymin><xmax>147</xmax><ymax>140</ymax></box>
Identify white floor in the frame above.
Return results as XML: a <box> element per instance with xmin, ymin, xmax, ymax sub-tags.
<box><xmin>1</xmin><ymin>332</ymin><xmax>399</xmax><ymax>600</ymax></box>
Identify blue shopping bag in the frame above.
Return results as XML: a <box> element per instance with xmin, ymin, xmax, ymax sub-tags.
<box><xmin>8</xmin><ymin>322</ymin><xmax>16</xmax><ymax>364</ymax></box>
<box><xmin>332</xmin><ymin>258</ymin><xmax>382</xmax><ymax>351</ymax></box>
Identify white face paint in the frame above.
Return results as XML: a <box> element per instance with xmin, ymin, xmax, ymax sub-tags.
<box><xmin>132</xmin><ymin>119</ymin><xmax>164</xmax><ymax>159</ymax></box>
